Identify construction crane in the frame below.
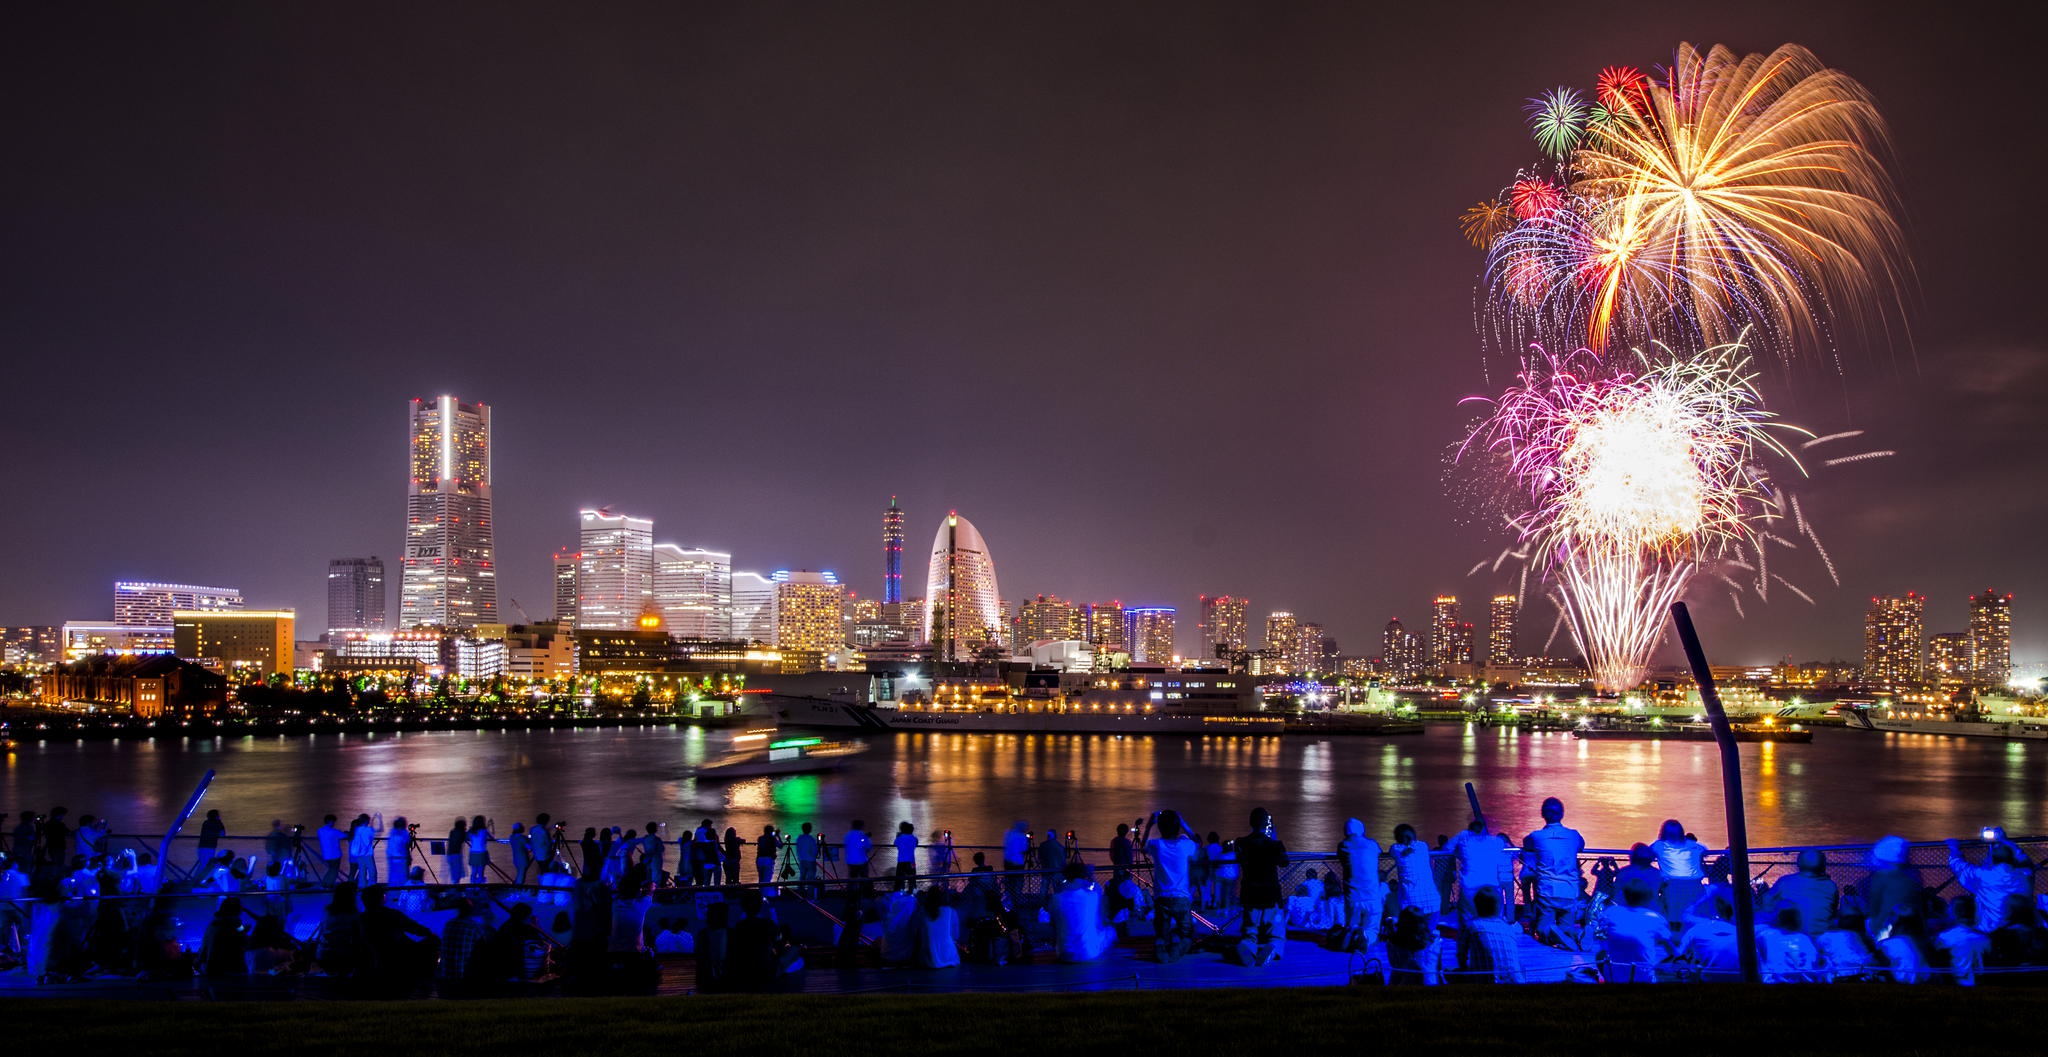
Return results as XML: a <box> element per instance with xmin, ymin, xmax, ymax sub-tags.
<box><xmin>507</xmin><ymin>598</ymin><xmax>534</xmax><ymax>623</ymax></box>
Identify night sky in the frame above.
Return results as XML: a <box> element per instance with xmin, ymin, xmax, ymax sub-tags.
<box><xmin>5</xmin><ymin>3</ymin><xmax>2044</xmax><ymax>667</ymax></box>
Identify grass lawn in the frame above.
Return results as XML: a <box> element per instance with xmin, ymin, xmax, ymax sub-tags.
<box><xmin>5</xmin><ymin>985</ymin><xmax>2041</xmax><ymax>1056</ymax></box>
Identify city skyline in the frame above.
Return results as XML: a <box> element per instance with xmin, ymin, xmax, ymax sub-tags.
<box><xmin>5</xmin><ymin>5</ymin><xmax>2046</xmax><ymax>667</ymax></box>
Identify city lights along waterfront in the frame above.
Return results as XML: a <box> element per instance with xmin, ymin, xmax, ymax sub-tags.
<box><xmin>5</xmin><ymin>725</ymin><xmax>2045</xmax><ymax>852</ymax></box>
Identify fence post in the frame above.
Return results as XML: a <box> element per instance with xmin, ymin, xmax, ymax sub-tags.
<box><xmin>1670</xmin><ymin>602</ymin><xmax>1760</xmax><ymax>985</ymax></box>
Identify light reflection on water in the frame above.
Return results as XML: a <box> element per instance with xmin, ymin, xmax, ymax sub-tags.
<box><xmin>1</xmin><ymin>725</ymin><xmax>2045</xmax><ymax>851</ymax></box>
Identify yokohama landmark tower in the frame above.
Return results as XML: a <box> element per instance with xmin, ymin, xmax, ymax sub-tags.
<box><xmin>400</xmin><ymin>395</ymin><xmax>497</xmax><ymax>628</ymax></box>
<box><xmin>883</xmin><ymin>496</ymin><xmax>905</xmax><ymax>606</ymax></box>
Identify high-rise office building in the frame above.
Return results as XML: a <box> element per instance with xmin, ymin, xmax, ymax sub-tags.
<box><xmin>1291</xmin><ymin>620</ymin><xmax>1325</xmax><ymax>674</ymax></box>
<box><xmin>653</xmin><ymin>544</ymin><xmax>732</xmax><ymax>639</ymax></box>
<box><xmin>1429</xmin><ymin>596</ymin><xmax>1460</xmax><ymax>670</ymax></box>
<box><xmin>925</xmin><ymin>511</ymin><xmax>1004</xmax><ymax>662</ymax></box>
<box><xmin>1199</xmin><ymin>595</ymin><xmax>1249</xmax><ymax>659</ymax></box>
<box><xmin>1451</xmin><ymin>622</ymin><xmax>1478</xmax><ymax>669</ymax></box>
<box><xmin>730</xmin><ymin>571</ymin><xmax>776</xmax><ymax>644</ymax></box>
<box><xmin>1125</xmin><ymin>607</ymin><xmax>1177</xmax><ymax>665</ymax></box>
<box><xmin>773</xmin><ymin>570</ymin><xmax>845</xmax><ymax>657</ymax></box>
<box><xmin>1087</xmin><ymin>602</ymin><xmax>1127</xmax><ymax>652</ymax></box>
<box><xmin>1863</xmin><ymin>592</ymin><xmax>1925</xmax><ymax>689</ymax></box>
<box><xmin>577</xmin><ymin>509</ymin><xmax>654</xmax><ymax>630</ymax></box>
<box><xmin>114</xmin><ymin>582</ymin><xmax>242</xmax><ymax>627</ymax></box>
<box><xmin>326</xmin><ymin>559</ymin><xmax>387</xmax><ymax>636</ymax></box>
<box><xmin>882</xmin><ymin>496</ymin><xmax>906</xmax><ymax>606</ymax></box>
<box><xmin>1969</xmin><ymin>589</ymin><xmax>2013</xmax><ymax>686</ymax></box>
<box><xmin>551</xmin><ymin>548</ymin><xmax>581</xmax><ymax>626</ymax></box>
<box><xmin>1016</xmin><ymin>595</ymin><xmax>1083</xmax><ymax>644</ymax></box>
<box><xmin>174</xmin><ymin>609</ymin><xmax>295</xmax><ymax>676</ymax></box>
<box><xmin>1</xmin><ymin>626</ymin><xmax>61</xmax><ymax>667</ymax></box>
<box><xmin>401</xmin><ymin>396</ymin><xmax>497</xmax><ymax>628</ymax></box>
<box><xmin>1488</xmin><ymin>594</ymin><xmax>1518</xmax><ymax>666</ymax></box>
<box><xmin>1265</xmin><ymin>612</ymin><xmax>1299</xmax><ymax>674</ymax></box>
<box><xmin>1926</xmin><ymin>632</ymin><xmax>1973</xmax><ymax>687</ymax></box>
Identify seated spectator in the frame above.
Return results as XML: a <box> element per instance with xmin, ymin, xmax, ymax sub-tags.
<box><xmin>1934</xmin><ymin>895</ymin><xmax>1991</xmax><ymax>987</ymax></box>
<box><xmin>246</xmin><ymin>914</ymin><xmax>299</xmax><ymax>975</ymax></box>
<box><xmin>1765</xmin><ymin>850</ymin><xmax>1838</xmax><ymax>936</ymax></box>
<box><xmin>1385</xmin><ymin>906</ymin><xmax>1441</xmax><ymax>985</ymax></box>
<box><xmin>910</xmin><ymin>887</ymin><xmax>962</xmax><ymax>968</ymax></box>
<box><xmin>359</xmin><ymin>884</ymin><xmax>438</xmax><ymax>985</ymax></box>
<box><xmin>653</xmin><ymin>918</ymin><xmax>696</xmax><ymax>955</ymax></box>
<box><xmin>1757</xmin><ymin>906</ymin><xmax>1825</xmax><ymax>983</ymax></box>
<box><xmin>1675</xmin><ymin>889</ymin><xmax>1740</xmax><ymax>982</ymax></box>
<box><xmin>1050</xmin><ymin>862</ymin><xmax>1115</xmax><ymax>963</ymax></box>
<box><xmin>1613</xmin><ymin>844</ymin><xmax>1663</xmax><ymax>911</ymax></box>
<box><xmin>1862</xmin><ymin>835</ymin><xmax>1923</xmax><ymax>937</ymax></box>
<box><xmin>695</xmin><ymin>903</ymin><xmax>730</xmax><ymax>992</ymax></box>
<box><xmin>313</xmin><ymin>882</ymin><xmax>364</xmax><ymax>977</ymax></box>
<box><xmin>439</xmin><ymin>897</ymin><xmax>491</xmax><ymax>983</ymax></box>
<box><xmin>879</xmin><ymin>888</ymin><xmax>919</xmax><ymax>965</ymax></box>
<box><xmin>199</xmin><ymin>897</ymin><xmax>249</xmax><ymax>977</ymax></box>
<box><xmin>608</xmin><ymin>876</ymin><xmax>654</xmax><ymax>953</ymax></box>
<box><xmin>726</xmin><ymin>889</ymin><xmax>794</xmax><ymax>992</ymax></box>
<box><xmin>1602</xmin><ymin>876</ymin><xmax>1675</xmax><ymax>982</ymax></box>
<box><xmin>1878</xmin><ymin>913</ymin><xmax>1933</xmax><ymax>983</ymax></box>
<box><xmin>1988</xmin><ymin>894</ymin><xmax>2048</xmax><ymax>969</ymax></box>
<box><xmin>1456</xmin><ymin>886</ymin><xmax>1525</xmax><ymax>983</ymax></box>
<box><xmin>1818</xmin><ymin>913</ymin><xmax>1875</xmax><ymax>980</ymax></box>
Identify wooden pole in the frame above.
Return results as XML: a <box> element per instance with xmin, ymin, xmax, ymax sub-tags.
<box><xmin>1670</xmin><ymin>602</ymin><xmax>1760</xmax><ymax>984</ymax></box>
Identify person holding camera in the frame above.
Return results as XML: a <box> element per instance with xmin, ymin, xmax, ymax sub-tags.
<box><xmin>1146</xmin><ymin>809</ymin><xmax>1199</xmax><ymax>963</ymax></box>
<box><xmin>385</xmin><ymin>817</ymin><xmax>414</xmax><ymax>887</ymax></box>
<box><xmin>1234</xmin><ymin>807</ymin><xmax>1287</xmax><ymax>966</ymax></box>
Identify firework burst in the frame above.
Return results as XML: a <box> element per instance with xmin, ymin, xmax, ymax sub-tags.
<box><xmin>1526</xmin><ymin>87</ymin><xmax>1589</xmax><ymax>159</ymax></box>
<box><xmin>1463</xmin><ymin>338</ymin><xmax>1804</xmax><ymax>690</ymax></box>
<box><xmin>1459</xmin><ymin>198</ymin><xmax>1515</xmax><ymax>249</ymax></box>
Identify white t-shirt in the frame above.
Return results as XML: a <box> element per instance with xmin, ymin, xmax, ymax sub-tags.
<box><xmin>894</xmin><ymin>833</ymin><xmax>918</xmax><ymax>864</ymax></box>
<box><xmin>653</xmin><ymin>928</ymin><xmax>696</xmax><ymax>955</ymax></box>
<box><xmin>1146</xmin><ymin>836</ymin><xmax>1198</xmax><ymax>900</ymax></box>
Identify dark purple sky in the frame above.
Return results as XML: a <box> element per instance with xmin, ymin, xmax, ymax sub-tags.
<box><xmin>5</xmin><ymin>3</ymin><xmax>2044</xmax><ymax>667</ymax></box>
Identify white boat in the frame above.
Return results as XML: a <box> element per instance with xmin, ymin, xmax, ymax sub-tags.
<box><xmin>693</xmin><ymin>729</ymin><xmax>869</xmax><ymax>779</ymax></box>
<box><xmin>1846</xmin><ymin>710</ymin><xmax>2048</xmax><ymax>741</ymax></box>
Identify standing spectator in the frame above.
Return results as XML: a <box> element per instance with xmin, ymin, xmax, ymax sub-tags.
<box><xmin>642</xmin><ymin>822</ymin><xmax>667</xmax><ymax>886</ymax></box>
<box><xmin>843</xmin><ymin>820</ymin><xmax>873</xmax><ymax>884</ymax></box>
<box><xmin>795</xmin><ymin>823</ymin><xmax>820</xmax><ymax>892</ymax></box>
<box><xmin>1390</xmin><ymin>823</ymin><xmax>1440</xmax><ymax>925</ymax></box>
<box><xmin>349</xmin><ymin>814</ymin><xmax>380</xmax><ymax>885</ymax></box>
<box><xmin>316</xmin><ymin>815</ymin><xmax>346</xmax><ymax>885</ymax></box>
<box><xmin>928</xmin><ymin>828</ymin><xmax>954</xmax><ymax>878</ymax></box>
<box><xmin>1110</xmin><ymin>823</ymin><xmax>1135</xmax><ymax>875</ymax></box>
<box><xmin>694</xmin><ymin>819</ymin><xmax>719</xmax><ymax>885</ymax></box>
<box><xmin>1336</xmin><ymin>818</ymin><xmax>1385</xmax><ymax>947</ymax></box>
<box><xmin>1862</xmin><ymin>835</ymin><xmax>1923</xmax><ymax>937</ymax></box>
<box><xmin>1520</xmin><ymin>797</ymin><xmax>1586</xmax><ymax>945</ymax></box>
<box><xmin>1945</xmin><ymin>836</ymin><xmax>2031</xmax><ymax>932</ymax></box>
<box><xmin>722</xmin><ymin>827</ymin><xmax>743</xmax><ymax>887</ymax></box>
<box><xmin>445</xmin><ymin>819</ymin><xmax>468</xmax><ymax>884</ymax></box>
<box><xmin>1038</xmin><ymin>829</ymin><xmax>1066</xmax><ymax>883</ymax></box>
<box><xmin>10</xmin><ymin>814</ymin><xmax>38</xmax><ymax>869</ymax></box>
<box><xmin>1456</xmin><ymin>886</ymin><xmax>1525</xmax><ymax>983</ymax></box>
<box><xmin>508</xmin><ymin>822</ymin><xmax>530</xmax><ymax>885</ymax></box>
<box><xmin>527</xmin><ymin>814</ymin><xmax>554</xmax><ymax>881</ymax></box>
<box><xmin>263</xmin><ymin>820</ymin><xmax>292</xmax><ymax>873</ymax></box>
<box><xmin>580</xmin><ymin>828</ymin><xmax>603</xmax><ymax>882</ymax></box>
<box><xmin>756</xmin><ymin>826</ymin><xmax>780</xmax><ymax>885</ymax></box>
<box><xmin>467</xmin><ymin>816</ymin><xmax>494</xmax><ymax>884</ymax></box>
<box><xmin>1447</xmin><ymin>816</ymin><xmax>1514</xmax><ymax>927</ymax></box>
<box><xmin>1650</xmin><ymin>820</ymin><xmax>1707</xmax><ymax>921</ymax></box>
<box><xmin>1207</xmin><ymin>831</ymin><xmax>1236</xmax><ymax>911</ymax></box>
<box><xmin>1233</xmin><ymin>807</ymin><xmax>1287</xmax><ymax>967</ymax></box>
<box><xmin>1146</xmin><ymin>809</ymin><xmax>1199</xmax><ymax>963</ymax></box>
<box><xmin>893</xmin><ymin>822</ymin><xmax>918</xmax><ymax>888</ymax></box>
<box><xmin>385</xmin><ymin>818</ymin><xmax>413</xmax><ymax>887</ymax></box>
<box><xmin>196</xmin><ymin>809</ymin><xmax>226</xmax><ymax>869</ymax></box>
<box><xmin>1001</xmin><ymin>820</ymin><xmax>1031</xmax><ymax>904</ymax></box>
<box><xmin>1765</xmin><ymin>849</ymin><xmax>1838</xmax><ymax>935</ymax></box>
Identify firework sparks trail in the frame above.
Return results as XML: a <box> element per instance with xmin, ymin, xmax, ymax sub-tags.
<box><xmin>1824</xmin><ymin>450</ymin><xmax>1896</xmax><ymax>466</ymax></box>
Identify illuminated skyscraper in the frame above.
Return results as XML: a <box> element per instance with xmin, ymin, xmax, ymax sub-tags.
<box><xmin>115</xmin><ymin>582</ymin><xmax>242</xmax><ymax>626</ymax></box>
<box><xmin>1017</xmin><ymin>595</ymin><xmax>1083</xmax><ymax>644</ymax></box>
<box><xmin>326</xmin><ymin>559</ymin><xmax>386</xmax><ymax>635</ymax></box>
<box><xmin>1968</xmin><ymin>589</ymin><xmax>2013</xmax><ymax>686</ymax></box>
<box><xmin>730</xmin><ymin>571</ymin><xmax>775</xmax><ymax>644</ymax></box>
<box><xmin>1382</xmin><ymin>618</ymin><xmax>1422</xmax><ymax>680</ymax></box>
<box><xmin>1291</xmin><ymin>620</ymin><xmax>1325</xmax><ymax>675</ymax></box>
<box><xmin>925</xmin><ymin>511</ymin><xmax>1004</xmax><ymax>662</ymax></box>
<box><xmin>1265</xmin><ymin>612</ymin><xmax>1299</xmax><ymax>674</ymax></box>
<box><xmin>1087</xmin><ymin>601</ymin><xmax>1127</xmax><ymax>652</ymax></box>
<box><xmin>1451</xmin><ymin>622</ymin><xmax>1477</xmax><ymax>669</ymax></box>
<box><xmin>653</xmin><ymin>544</ymin><xmax>732</xmax><ymax>640</ymax></box>
<box><xmin>1863</xmin><ymin>592</ymin><xmax>1925</xmax><ymax>689</ymax></box>
<box><xmin>773</xmin><ymin>570</ymin><xmax>845</xmax><ymax>659</ymax></box>
<box><xmin>1926</xmin><ymin>632</ymin><xmax>1973</xmax><ymax>687</ymax></box>
<box><xmin>882</xmin><ymin>496</ymin><xmax>905</xmax><ymax>606</ymax></box>
<box><xmin>1488</xmin><ymin>594</ymin><xmax>1518</xmax><ymax>666</ymax></box>
<box><xmin>1429</xmin><ymin>596</ymin><xmax>1460</xmax><ymax>671</ymax></box>
<box><xmin>551</xmin><ymin>548</ymin><xmax>580</xmax><ymax>625</ymax></box>
<box><xmin>1124</xmin><ymin>607</ymin><xmax>1177</xmax><ymax>665</ymax></box>
<box><xmin>1198</xmin><ymin>595</ymin><xmax>1249</xmax><ymax>659</ymax></box>
<box><xmin>400</xmin><ymin>396</ymin><xmax>497</xmax><ymax>628</ymax></box>
<box><xmin>174</xmin><ymin>609</ymin><xmax>295</xmax><ymax>676</ymax></box>
<box><xmin>577</xmin><ymin>509</ymin><xmax>654</xmax><ymax>631</ymax></box>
